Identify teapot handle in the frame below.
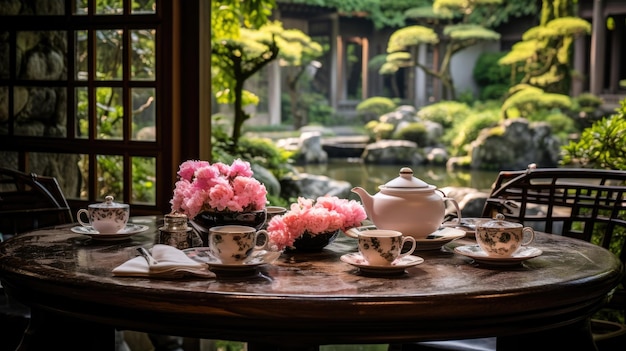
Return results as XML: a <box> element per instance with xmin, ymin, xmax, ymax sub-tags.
<box><xmin>439</xmin><ymin>195</ymin><xmax>462</xmax><ymax>227</ymax></box>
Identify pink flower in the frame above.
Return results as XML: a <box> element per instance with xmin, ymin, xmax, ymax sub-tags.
<box><xmin>170</xmin><ymin>159</ymin><xmax>268</xmax><ymax>219</ymax></box>
<box><xmin>266</xmin><ymin>196</ymin><xmax>367</xmax><ymax>250</ymax></box>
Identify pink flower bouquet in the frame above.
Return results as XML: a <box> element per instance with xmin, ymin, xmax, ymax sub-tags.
<box><xmin>266</xmin><ymin>196</ymin><xmax>367</xmax><ymax>250</ymax></box>
<box><xmin>170</xmin><ymin>159</ymin><xmax>268</xmax><ymax>219</ymax></box>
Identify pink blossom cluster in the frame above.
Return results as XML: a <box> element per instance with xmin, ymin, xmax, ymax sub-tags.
<box><xmin>267</xmin><ymin>196</ymin><xmax>367</xmax><ymax>250</ymax></box>
<box><xmin>170</xmin><ymin>159</ymin><xmax>267</xmax><ymax>219</ymax></box>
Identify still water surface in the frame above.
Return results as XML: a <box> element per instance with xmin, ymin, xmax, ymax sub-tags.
<box><xmin>295</xmin><ymin>159</ymin><xmax>500</xmax><ymax>196</ymax></box>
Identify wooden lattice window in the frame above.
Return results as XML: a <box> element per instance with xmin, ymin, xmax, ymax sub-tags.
<box><xmin>0</xmin><ymin>0</ymin><xmax>179</xmax><ymax>215</ymax></box>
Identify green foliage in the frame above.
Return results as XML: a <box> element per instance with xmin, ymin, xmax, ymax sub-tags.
<box><xmin>294</xmin><ymin>0</ymin><xmax>422</xmax><ymax>29</ymax></box>
<box><xmin>443</xmin><ymin>106</ymin><xmax>500</xmax><ymax>156</ymax></box>
<box><xmin>573</xmin><ymin>93</ymin><xmax>604</xmax><ymax>113</ymax></box>
<box><xmin>282</xmin><ymin>92</ymin><xmax>335</xmax><ymax>126</ymax></box>
<box><xmin>561</xmin><ymin>101</ymin><xmax>626</xmax><ymax>170</ymax></box>
<box><xmin>498</xmin><ymin>3</ymin><xmax>590</xmax><ymax>96</ymax></box>
<box><xmin>416</xmin><ymin>101</ymin><xmax>470</xmax><ymax>128</ymax></box>
<box><xmin>364</xmin><ymin>120</ymin><xmax>395</xmax><ymax>141</ymax></box>
<box><xmin>131</xmin><ymin>156</ymin><xmax>156</xmax><ymax>204</ymax></box>
<box><xmin>393</xmin><ymin>122</ymin><xmax>429</xmax><ymax>146</ymax></box>
<box><xmin>356</xmin><ymin>97</ymin><xmax>397</xmax><ymax>119</ymax></box>
<box><xmin>501</xmin><ymin>85</ymin><xmax>572</xmax><ymax>118</ymax></box>
<box><xmin>444</xmin><ymin>24</ymin><xmax>501</xmax><ymax>41</ymax></box>
<box><xmin>473</xmin><ymin>51</ymin><xmax>522</xmax><ymax>100</ymax></box>
<box><xmin>296</xmin><ymin>0</ymin><xmax>538</xmax><ymax>30</ymax></box>
<box><xmin>470</xmin><ymin>0</ymin><xmax>539</xmax><ymax>27</ymax></box>
<box><xmin>480</xmin><ymin>84</ymin><xmax>509</xmax><ymax>101</ymax></box>
<box><xmin>96</xmin><ymin>154</ymin><xmax>123</xmax><ymax>199</ymax></box>
<box><xmin>211</xmin><ymin>1</ymin><xmax>278</xmax><ymax>147</ymax></box>
<box><xmin>305</xmin><ymin>95</ymin><xmax>336</xmax><ymax>125</ymax></box>
<box><xmin>385</xmin><ymin>0</ymin><xmax>501</xmax><ymax>100</ymax></box>
<box><xmin>386</xmin><ymin>26</ymin><xmax>438</xmax><ymax>53</ymax></box>
<box><xmin>211</xmin><ymin>115</ymin><xmax>292</xmax><ymax>176</ymax></box>
<box><xmin>405</xmin><ymin>5</ymin><xmax>452</xmax><ymax>20</ymax></box>
<box><xmin>527</xmin><ymin>110</ymin><xmax>576</xmax><ymax>142</ymax></box>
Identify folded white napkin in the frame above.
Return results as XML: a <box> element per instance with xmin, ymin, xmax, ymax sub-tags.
<box><xmin>112</xmin><ymin>244</ymin><xmax>215</xmax><ymax>279</ymax></box>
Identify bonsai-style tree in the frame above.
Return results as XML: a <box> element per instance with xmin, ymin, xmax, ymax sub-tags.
<box><xmin>498</xmin><ymin>0</ymin><xmax>590</xmax><ymax>118</ymax></box>
<box><xmin>382</xmin><ymin>0</ymin><xmax>502</xmax><ymax>100</ymax></box>
<box><xmin>212</xmin><ymin>2</ymin><xmax>323</xmax><ymax>144</ymax></box>
<box><xmin>211</xmin><ymin>0</ymin><xmax>276</xmax><ymax>148</ymax></box>
<box><xmin>264</xmin><ymin>23</ymin><xmax>323</xmax><ymax>130</ymax></box>
<box><xmin>212</xmin><ymin>26</ymin><xmax>279</xmax><ymax>146</ymax></box>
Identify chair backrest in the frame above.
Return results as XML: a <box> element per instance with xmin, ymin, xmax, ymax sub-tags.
<box><xmin>0</xmin><ymin>168</ymin><xmax>74</xmax><ymax>240</ymax></box>
<box><xmin>481</xmin><ymin>167</ymin><xmax>626</xmax><ymax>263</ymax></box>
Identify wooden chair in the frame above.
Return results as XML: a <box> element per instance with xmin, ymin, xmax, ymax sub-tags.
<box><xmin>481</xmin><ymin>166</ymin><xmax>626</xmax><ymax>348</ymax></box>
<box><xmin>0</xmin><ymin>167</ymin><xmax>74</xmax><ymax>351</ymax></box>
<box><xmin>0</xmin><ymin>167</ymin><xmax>73</xmax><ymax>241</ymax></box>
<box><xmin>395</xmin><ymin>166</ymin><xmax>626</xmax><ymax>351</ymax></box>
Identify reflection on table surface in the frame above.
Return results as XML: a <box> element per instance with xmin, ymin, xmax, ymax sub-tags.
<box><xmin>0</xmin><ymin>216</ymin><xmax>622</xmax><ymax>350</ymax></box>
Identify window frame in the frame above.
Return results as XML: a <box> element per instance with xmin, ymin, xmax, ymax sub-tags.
<box><xmin>0</xmin><ymin>0</ymin><xmax>207</xmax><ymax>216</ymax></box>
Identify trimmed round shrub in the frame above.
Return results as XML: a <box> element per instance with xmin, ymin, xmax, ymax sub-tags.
<box><xmin>393</xmin><ymin>122</ymin><xmax>428</xmax><ymax>146</ymax></box>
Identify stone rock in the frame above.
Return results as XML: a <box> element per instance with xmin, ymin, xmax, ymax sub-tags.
<box><xmin>15</xmin><ymin>87</ymin><xmax>56</xmax><ymax>122</ymax></box>
<box><xmin>0</xmin><ymin>87</ymin><xmax>8</xmax><ymax>122</ymax></box>
<box><xmin>275</xmin><ymin>137</ymin><xmax>300</xmax><ymax>152</ymax></box>
<box><xmin>422</xmin><ymin>120</ymin><xmax>444</xmax><ymax>146</ymax></box>
<box><xmin>16</xmin><ymin>31</ymin><xmax>40</xmax><ymax>53</ymax></box>
<box><xmin>470</xmin><ymin>118</ymin><xmax>562</xmax><ymax>170</ymax></box>
<box><xmin>0</xmin><ymin>33</ymin><xmax>9</xmax><ymax>79</ymax></box>
<box><xmin>14</xmin><ymin>121</ymin><xmax>45</xmax><ymax>136</ymax></box>
<box><xmin>251</xmin><ymin>164</ymin><xmax>281</xmax><ymax>198</ymax></box>
<box><xmin>279</xmin><ymin>172</ymin><xmax>352</xmax><ymax>200</ymax></box>
<box><xmin>425</xmin><ymin>147</ymin><xmax>449</xmax><ymax>165</ymax></box>
<box><xmin>440</xmin><ymin>186</ymin><xmax>490</xmax><ymax>218</ymax></box>
<box><xmin>361</xmin><ymin>139</ymin><xmax>425</xmax><ymax>165</ymax></box>
<box><xmin>23</xmin><ymin>49</ymin><xmax>65</xmax><ymax>80</ymax></box>
<box><xmin>296</xmin><ymin>131</ymin><xmax>328</xmax><ymax>164</ymax></box>
<box><xmin>395</xmin><ymin>105</ymin><xmax>417</xmax><ymax>116</ymax></box>
<box><xmin>379</xmin><ymin>109</ymin><xmax>416</xmax><ymax>127</ymax></box>
<box><xmin>0</xmin><ymin>0</ymin><xmax>21</xmax><ymax>15</ymax></box>
<box><xmin>34</xmin><ymin>0</ymin><xmax>64</xmax><ymax>15</ymax></box>
<box><xmin>136</xmin><ymin>126</ymin><xmax>156</xmax><ymax>141</ymax></box>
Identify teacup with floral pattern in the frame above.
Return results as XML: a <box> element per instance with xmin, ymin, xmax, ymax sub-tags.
<box><xmin>77</xmin><ymin>195</ymin><xmax>129</xmax><ymax>234</ymax></box>
<box><xmin>208</xmin><ymin>225</ymin><xmax>269</xmax><ymax>264</ymax></box>
<box><xmin>358</xmin><ymin>229</ymin><xmax>416</xmax><ymax>266</ymax></box>
<box><xmin>476</xmin><ymin>214</ymin><xmax>535</xmax><ymax>257</ymax></box>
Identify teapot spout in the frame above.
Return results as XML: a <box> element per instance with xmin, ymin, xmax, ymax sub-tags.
<box><xmin>351</xmin><ymin>187</ymin><xmax>374</xmax><ymax>219</ymax></box>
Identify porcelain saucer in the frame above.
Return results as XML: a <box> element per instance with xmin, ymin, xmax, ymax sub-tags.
<box><xmin>443</xmin><ymin>217</ymin><xmax>490</xmax><ymax>238</ymax></box>
<box><xmin>415</xmin><ymin>227</ymin><xmax>467</xmax><ymax>250</ymax></box>
<box><xmin>344</xmin><ymin>225</ymin><xmax>465</xmax><ymax>250</ymax></box>
<box><xmin>454</xmin><ymin>245</ymin><xmax>543</xmax><ymax>266</ymax></box>
<box><xmin>71</xmin><ymin>224</ymin><xmax>149</xmax><ymax>241</ymax></box>
<box><xmin>183</xmin><ymin>247</ymin><xmax>281</xmax><ymax>272</ymax></box>
<box><xmin>340</xmin><ymin>252</ymin><xmax>424</xmax><ymax>275</ymax></box>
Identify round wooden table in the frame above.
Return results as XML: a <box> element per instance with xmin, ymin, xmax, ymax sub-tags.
<box><xmin>0</xmin><ymin>216</ymin><xmax>622</xmax><ymax>351</ymax></box>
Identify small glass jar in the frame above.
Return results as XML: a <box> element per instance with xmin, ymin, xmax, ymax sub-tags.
<box><xmin>159</xmin><ymin>213</ymin><xmax>194</xmax><ymax>250</ymax></box>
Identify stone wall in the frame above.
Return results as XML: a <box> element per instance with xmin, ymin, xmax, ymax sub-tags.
<box><xmin>0</xmin><ymin>6</ymin><xmax>79</xmax><ymax>197</ymax></box>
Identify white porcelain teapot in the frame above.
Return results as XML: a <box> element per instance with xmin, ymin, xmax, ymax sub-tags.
<box><xmin>350</xmin><ymin>167</ymin><xmax>461</xmax><ymax>239</ymax></box>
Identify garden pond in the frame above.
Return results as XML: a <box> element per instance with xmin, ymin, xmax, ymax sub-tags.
<box><xmin>295</xmin><ymin>159</ymin><xmax>501</xmax><ymax>197</ymax></box>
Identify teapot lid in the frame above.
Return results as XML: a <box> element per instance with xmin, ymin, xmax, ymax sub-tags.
<box><xmin>380</xmin><ymin>167</ymin><xmax>431</xmax><ymax>189</ymax></box>
<box><xmin>481</xmin><ymin>213</ymin><xmax>522</xmax><ymax>228</ymax></box>
<box><xmin>89</xmin><ymin>195</ymin><xmax>128</xmax><ymax>209</ymax></box>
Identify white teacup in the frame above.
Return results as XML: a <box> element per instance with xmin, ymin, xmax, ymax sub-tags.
<box><xmin>358</xmin><ymin>229</ymin><xmax>417</xmax><ymax>266</ymax></box>
<box><xmin>77</xmin><ymin>195</ymin><xmax>129</xmax><ymax>234</ymax></box>
<box><xmin>208</xmin><ymin>225</ymin><xmax>269</xmax><ymax>264</ymax></box>
<box><xmin>475</xmin><ymin>214</ymin><xmax>535</xmax><ymax>257</ymax></box>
